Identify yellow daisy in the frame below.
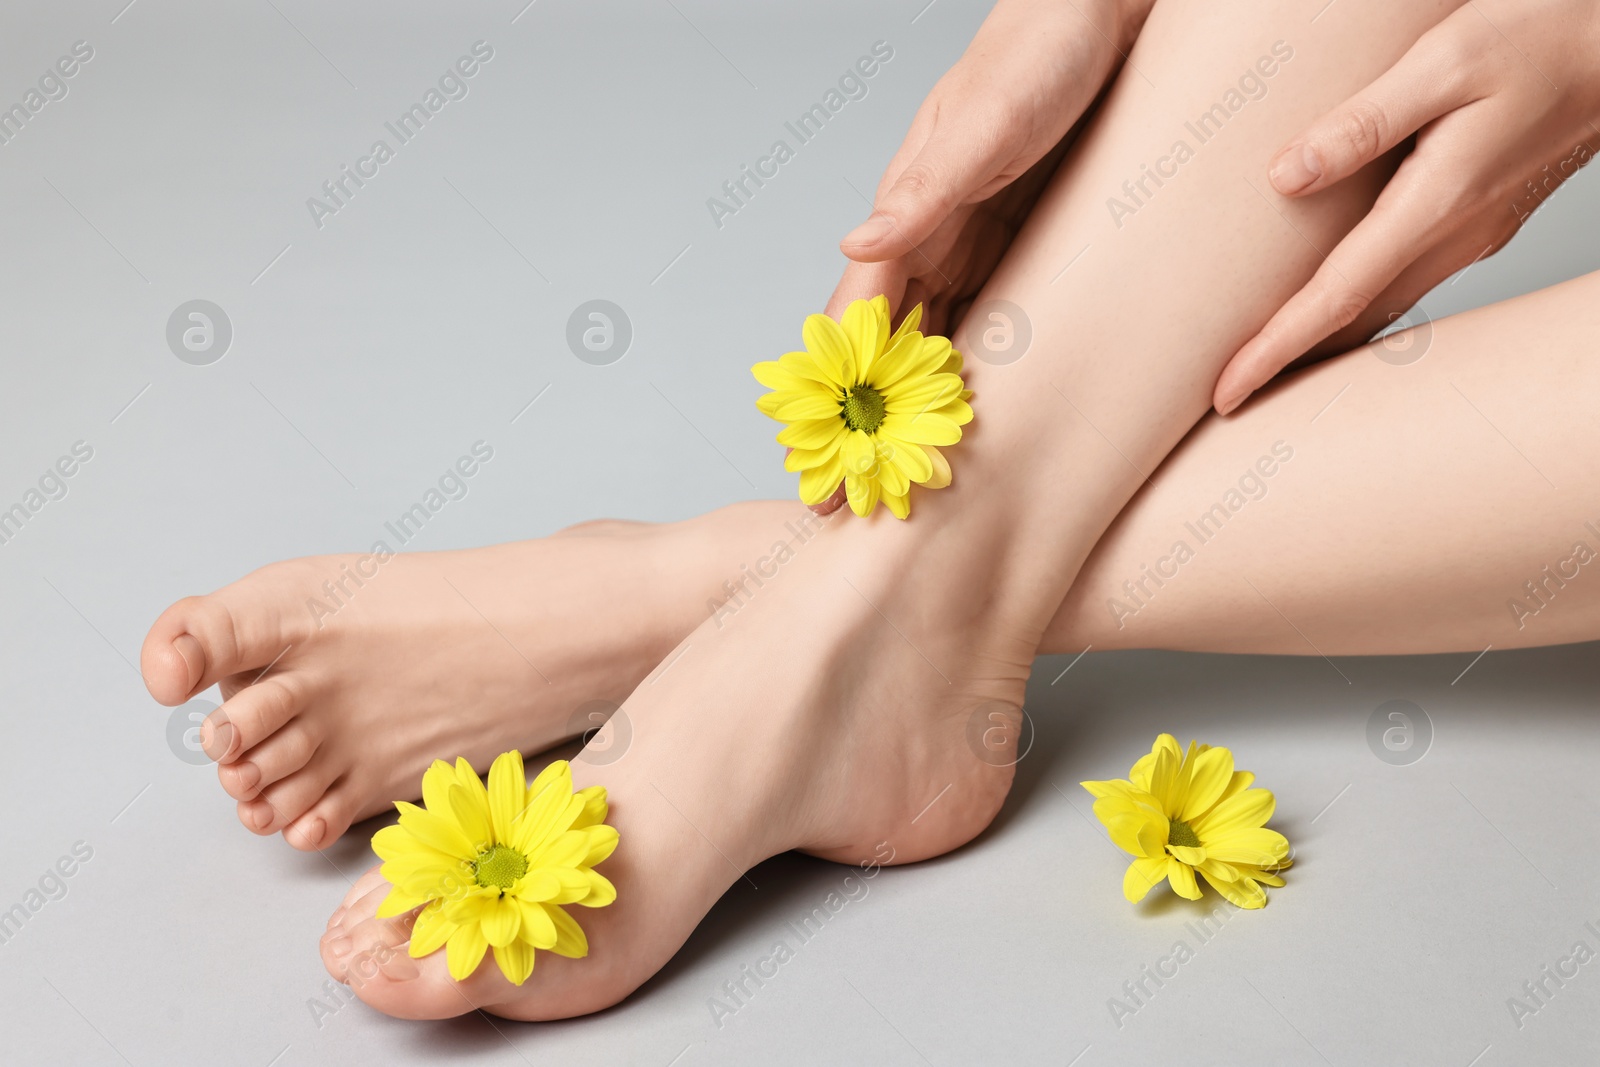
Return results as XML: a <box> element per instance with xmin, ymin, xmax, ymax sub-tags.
<box><xmin>371</xmin><ymin>752</ymin><xmax>619</xmax><ymax>984</ymax></box>
<box><xmin>752</xmin><ymin>295</ymin><xmax>973</xmax><ymax>519</ymax></box>
<box><xmin>1081</xmin><ymin>734</ymin><xmax>1291</xmax><ymax>909</ymax></box>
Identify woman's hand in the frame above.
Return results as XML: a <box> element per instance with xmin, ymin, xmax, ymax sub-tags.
<box><xmin>1213</xmin><ymin>0</ymin><xmax>1600</xmax><ymax>415</ymax></box>
<box><xmin>809</xmin><ymin>0</ymin><xmax>1153</xmax><ymax>514</ymax></box>
<box><xmin>823</xmin><ymin>0</ymin><xmax>1153</xmax><ymax>333</ymax></box>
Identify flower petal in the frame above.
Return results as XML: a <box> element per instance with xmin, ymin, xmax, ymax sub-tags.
<box><xmin>1167</xmin><ymin>857</ymin><xmax>1203</xmax><ymax>900</ymax></box>
<box><xmin>881</xmin><ymin>491</ymin><xmax>910</xmax><ymax>520</ymax></box>
<box><xmin>803</xmin><ymin>313</ymin><xmax>855</xmax><ymax>385</ymax></box>
<box><xmin>918</xmin><ymin>445</ymin><xmax>952</xmax><ymax>489</ymax></box>
<box><xmin>879</xmin><ymin>411</ymin><xmax>962</xmax><ymax>446</ymax></box>
<box><xmin>394</xmin><ymin>802</ymin><xmax>475</xmax><ymax>862</ymax></box>
<box><xmin>576</xmin><ymin>870</ymin><xmax>617</xmax><ymax>908</ymax></box>
<box><xmin>493</xmin><ymin>939</ymin><xmax>536</xmax><ymax>985</ymax></box>
<box><xmin>1204</xmin><ymin>827</ymin><xmax>1290</xmax><ymax>867</ymax></box>
<box><xmin>776</xmin><ymin>392</ymin><xmax>844</xmax><ymax>422</ymax></box>
<box><xmin>448</xmin><ymin>783</ymin><xmax>492</xmax><ymax>850</ymax></box>
<box><xmin>776</xmin><ymin>418</ymin><xmax>846</xmax><ymax>451</ymax></box>
<box><xmin>1080</xmin><ymin>777</ymin><xmax>1140</xmax><ymax>800</ymax></box>
<box><xmin>1181</xmin><ymin>745</ymin><xmax>1235</xmax><ymax>821</ymax></box>
<box><xmin>480</xmin><ymin>893</ymin><xmax>522</xmax><ymax>947</ymax></box>
<box><xmin>513</xmin><ymin>869</ymin><xmax>562</xmax><ymax>903</ymax></box>
<box><xmin>517</xmin><ymin>897</ymin><xmax>558</xmax><ymax>948</ymax></box>
<box><xmin>784</xmin><ymin>437</ymin><xmax>843</xmax><ymax>472</ymax></box>
<box><xmin>1200</xmin><ymin>867</ymin><xmax>1268</xmax><ymax>909</ymax></box>
<box><xmin>799</xmin><ymin>451</ymin><xmax>846</xmax><ymax>506</ymax></box>
<box><xmin>841</xmin><ymin>295</ymin><xmax>888</xmax><ymax>377</ymax></box>
<box><xmin>582</xmin><ymin>825</ymin><xmax>620</xmax><ymax>867</ymax></box>
<box><xmin>486</xmin><ymin>750</ymin><xmax>526</xmax><ymax>847</ymax></box>
<box><xmin>546</xmin><ymin>904</ymin><xmax>590</xmax><ymax>959</ymax></box>
<box><xmin>845</xmin><ymin>473</ymin><xmax>881</xmax><ymax>517</ymax></box>
<box><xmin>1166</xmin><ymin>844</ymin><xmax>1206</xmax><ymax>866</ymax></box>
<box><xmin>1123</xmin><ymin>856</ymin><xmax>1169</xmax><ymax>902</ymax></box>
<box><xmin>445</xmin><ymin>921</ymin><xmax>489</xmax><ymax>981</ymax></box>
<box><xmin>1191</xmin><ymin>787</ymin><xmax>1276</xmax><ymax>839</ymax></box>
<box><xmin>375</xmin><ymin>884</ymin><xmax>427</xmax><ymax>918</ymax></box>
<box><xmin>879</xmin><ymin>435</ymin><xmax>932</xmax><ymax>484</ymax></box>
<box><xmin>569</xmin><ymin>786</ymin><xmax>609</xmax><ymax>830</ymax></box>
<box><xmin>408</xmin><ymin>900</ymin><xmax>457</xmax><ymax>958</ymax></box>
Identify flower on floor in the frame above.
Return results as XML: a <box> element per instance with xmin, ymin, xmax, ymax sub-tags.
<box><xmin>752</xmin><ymin>295</ymin><xmax>973</xmax><ymax>519</ymax></box>
<box><xmin>370</xmin><ymin>753</ymin><xmax>619</xmax><ymax>985</ymax></box>
<box><xmin>1081</xmin><ymin>734</ymin><xmax>1291</xmax><ymax>909</ymax></box>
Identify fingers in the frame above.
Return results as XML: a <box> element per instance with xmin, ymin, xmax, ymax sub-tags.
<box><xmin>840</xmin><ymin>99</ymin><xmax>1019</xmax><ymax>263</ymax></box>
<box><xmin>1215</xmin><ymin>167</ymin><xmax>1461</xmax><ymax>413</ymax></box>
<box><xmin>824</xmin><ymin>259</ymin><xmax>908</xmax><ymax>322</ymax></box>
<box><xmin>1268</xmin><ymin>26</ymin><xmax>1472</xmax><ymax>196</ymax></box>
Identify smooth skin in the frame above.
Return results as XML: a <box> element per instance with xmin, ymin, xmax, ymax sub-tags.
<box><xmin>301</xmin><ymin>0</ymin><xmax>1470</xmax><ymax>1020</ymax></box>
<box><xmin>1213</xmin><ymin>0</ymin><xmax>1600</xmax><ymax>412</ymax></box>
<box><xmin>138</xmin><ymin>0</ymin><xmax>1598</xmax><ymax>1023</ymax></box>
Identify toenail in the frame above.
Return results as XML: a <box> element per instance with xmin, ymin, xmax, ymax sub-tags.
<box><xmin>378</xmin><ymin>951</ymin><xmax>419</xmax><ymax>981</ymax></box>
<box><xmin>294</xmin><ymin>817</ymin><xmax>327</xmax><ymax>850</ymax></box>
<box><xmin>325</xmin><ymin>935</ymin><xmax>352</xmax><ymax>958</ymax></box>
<box><xmin>249</xmin><ymin>805</ymin><xmax>273</xmax><ymax>831</ymax></box>
<box><xmin>201</xmin><ymin>710</ymin><xmax>236</xmax><ymax>762</ymax></box>
<box><xmin>232</xmin><ymin>762</ymin><xmax>261</xmax><ymax>794</ymax></box>
<box><xmin>327</xmin><ymin>906</ymin><xmax>348</xmax><ymax>931</ymax></box>
<box><xmin>173</xmin><ymin>633</ymin><xmax>207</xmax><ymax>694</ymax></box>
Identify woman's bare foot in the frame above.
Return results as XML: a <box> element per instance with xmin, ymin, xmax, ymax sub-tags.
<box><xmin>318</xmin><ymin>513</ymin><xmax>1033</xmax><ymax>1019</ymax></box>
<box><xmin>140</xmin><ymin>506</ymin><xmax>808</xmax><ymax>850</ymax></box>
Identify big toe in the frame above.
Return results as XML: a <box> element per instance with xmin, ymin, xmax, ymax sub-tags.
<box><xmin>141</xmin><ymin>562</ymin><xmax>309</xmax><ymax>705</ymax></box>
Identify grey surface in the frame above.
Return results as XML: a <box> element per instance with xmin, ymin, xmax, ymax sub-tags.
<box><xmin>1</xmin><ymin>1</ymin><xmax>1598</xmax><ymax>1064</ymax></box>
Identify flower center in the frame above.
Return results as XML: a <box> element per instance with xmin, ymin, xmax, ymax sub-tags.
<box><xmin>472</xmin><ymin>844</ymin><xmax>527</xmax><ymax>890</ymax></box>
<box><xmin>1167</xmin><ymin>818</ymin><xmax>1201</xmax><ymax>849</ymax></box>
<box><xmin>841</xmin><ymin>384</ymin><xmax>886</xmax><ymax>434</ymax></box>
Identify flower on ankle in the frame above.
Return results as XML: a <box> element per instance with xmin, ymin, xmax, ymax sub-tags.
<box><xmin>752</xmin><ymin>295</ymin><xmax>973</xmax><ymax>519</ymax></box>
<box><xmin>371</xmin><ymin>753</ymin><xmax>619</xmax><ymax>985</ymax></box>
<box><xmin>1081</xmin><ymin>734</ymin><xmax>1291</xmax><ymax>909</ymax></box>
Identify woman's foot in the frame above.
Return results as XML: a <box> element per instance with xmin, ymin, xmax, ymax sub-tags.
<box><xmin>318</xmin><ymin>514</ymin><xmax>1034</xmax><ymax>1019</ymax></box>
<box><xmin>140</xmin><ymin>507</ymin><xmax>807</xmax><ymax>849</ymax></box>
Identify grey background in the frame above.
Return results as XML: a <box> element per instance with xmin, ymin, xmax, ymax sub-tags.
<box><xmin>2</xmin><ymin>1</ymin><xmax>1597</xmax><ymax>1064</ymax></box>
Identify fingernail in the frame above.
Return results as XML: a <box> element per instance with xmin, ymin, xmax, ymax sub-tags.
<box><xmin>842</xmin><ymin>213</ymin><xmax>892</xmax><ymax>247</ymax></box>
<box><xmin>1215</xmin><ymin>389</ymin><xmax>1250</xmax><ymax>416</ymax></box>
<box><xmin>1269</xmin><ymin>144</ymin><xmax>1321</xmax><ymax>195</ymax></box>
<box><xmin>325</xmin><ymin>935</ymin><xmax>352</xmax><ymax>958</ymax></box>
<box><xmin>201</xmin><ymin>709</ymin><xmax>236</xmax><ymax>762</ymax></box>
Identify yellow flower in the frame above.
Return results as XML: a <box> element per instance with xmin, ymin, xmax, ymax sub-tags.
<box><xmin>371</xmin><ymin>753</ymin><xmax>619</xmax><ymax>985</ymax></box>
<box><xmin>1081</xmin><ymin>734</ymin><xmax>1291</xmax><ymax>909</ymax></box>
<box><xmin>752</xmin><ymin>295</ymin><xmax>973</xmax><ymax>519</ymax></box>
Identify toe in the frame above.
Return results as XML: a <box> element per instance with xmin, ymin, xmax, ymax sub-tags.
<box><xmin>283</xmin><ymin>779</ymin><xmax>361</xmax><ymax>852</ymax></box>
<box><xmin>140</xmin><ymin>562</ymin><xmax>312</xmax><ymax>705</ymax></box>
<box><xmin>216</xmin><ymin>720</ymin><xmax>318</xmax><ymax>800</ymax></box>
<box><xmin>203</xmin><ymin>675</ymin><xmax>307</xmax><ymax>764</ymax></box>
<box><xmin>323</xmin><ymin>880</ymin><xmax>476</xmax><ymax>1020</ymax></box>
<box><xmin>237</xmin><ymin>760</ymin><xmax>340</xmax><ymax>836</ymax></box>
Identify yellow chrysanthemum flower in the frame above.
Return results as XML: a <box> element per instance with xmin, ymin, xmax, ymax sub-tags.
<box><xmin>371</xmin><ymin>753</ymin><xmax>619</xmax><ymax>985</ymax></box>
<box><xmin>752</xmin><ymin>295</ymin><xmax>973</xmax><ymax>519</ymax></box>
<box><xmin>1081</xmin><ymin>734</ymin><xmax>1291</xmax><ymax>910</ymax></box>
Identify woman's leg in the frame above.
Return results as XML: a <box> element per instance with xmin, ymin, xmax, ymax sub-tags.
<box><xmin>321</xmin><ymin>0</ymin><xmax>1464</xmax><ymax>1020</ymax></box>
<box><xmin>1049</xmin><ymin>268</ymin><xmax>1600</xmax><ymax>655</ymax></box>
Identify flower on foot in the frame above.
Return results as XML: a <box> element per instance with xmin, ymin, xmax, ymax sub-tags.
<box><xmin>752</xmin><ymin>294</ymin><xmax>973</xmax><ymax>519</ymax></box>
<box><xmin>1081</xmin><ymin>734</ymin><xmax>1291</xmax><ymax>909</ymax></box>
<box><xmin>371</xmin><ymin>752</ymin><xmax>619</xmax><ymax>985</ymax></box>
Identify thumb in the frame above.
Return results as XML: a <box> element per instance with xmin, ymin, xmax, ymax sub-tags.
<box><xmin>840</xmin><ymin>111</ymin><xmax>1013</xmax><ymax>263</ymax></box>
